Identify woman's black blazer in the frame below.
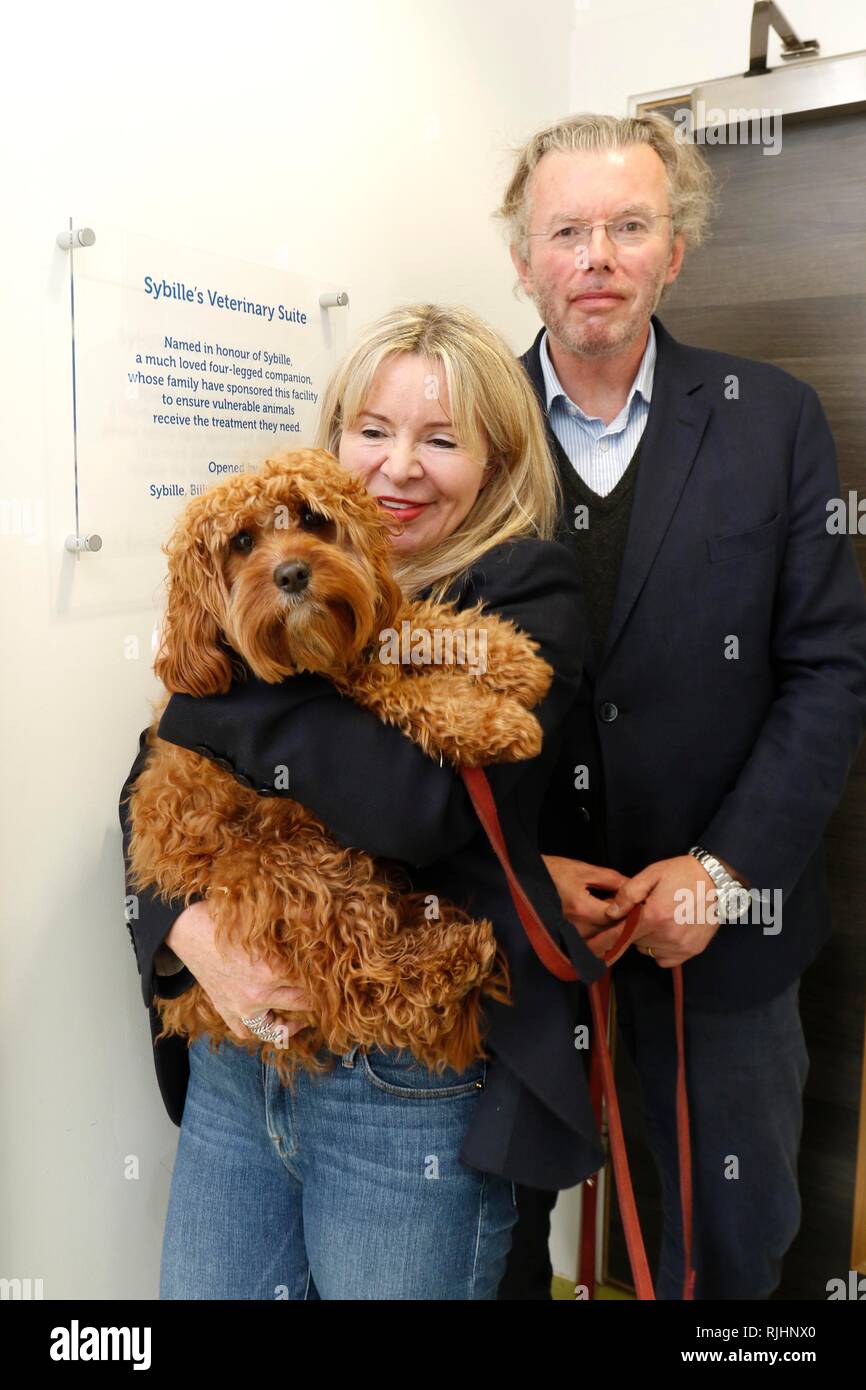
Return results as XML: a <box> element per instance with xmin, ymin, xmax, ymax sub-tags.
<box><xmin>118</xmin><ymin>536</ymin><xmax>607</xmax><ymax>1189</ymax></box>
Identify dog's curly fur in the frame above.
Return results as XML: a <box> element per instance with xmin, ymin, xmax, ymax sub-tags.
<box><xmin>125</xmin><ymin>448</ymin><xmax>553</xmax><ymax>1083</ymax></box>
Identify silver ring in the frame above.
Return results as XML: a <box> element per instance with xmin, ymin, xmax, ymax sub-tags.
<box><xmin>241</xmin><ymin>1011</ymin><xmax>284</xmax><ymax>1043</ymax></box>
<box><xmin>241</xmin><ymin>1011</ymin><xmax>270</xmax><ymax>1031</ymax></box>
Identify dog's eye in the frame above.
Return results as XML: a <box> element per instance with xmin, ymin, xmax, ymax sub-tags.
<box><xmin>230</xmin><ymin>530</ymin><xmax>255</xmax><ymax>553</ymax></box>
<box><xmin>299</xmin><ymin>509</ymin><xmax>330</xmax><ymax>530</ymax></box>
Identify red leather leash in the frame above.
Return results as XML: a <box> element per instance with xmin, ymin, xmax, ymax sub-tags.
<box><xmin>459</xmin><ymin>764</ymin><xmax>696</xmax><ymax>1301</ymax></box>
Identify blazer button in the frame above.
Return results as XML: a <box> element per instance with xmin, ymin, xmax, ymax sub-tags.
<box><xmin>193</xmin><ymin>744</ymin><xmax>215</xmax><ymax>759</ymax></box>
<box><xmin>257</xmin><ymin>783</ymin><xmax>274</xmax><ymax>795</ymax></box>
<box><xmin>577</xmin><ymin>805</ymin><xmax>591</xmax><ymax>822</ymax></box>
<box><xmin>234</xmin><ymin>772</ymin><xmax>254</xmax><ymax>788</ymax></box>
<box><xmin>599</xmin><ymin>701</ymin><xmax>619</xmax><ymax>723</ymax></box>
<box><xmin>213</xmin><ymin>756</ymin><xmax>234</xmax><ymax>772</ymax></box>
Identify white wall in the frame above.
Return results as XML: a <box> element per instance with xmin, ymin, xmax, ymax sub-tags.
<box><xmin>570</xmin><ymin>0</ymin><xmax>865</xmax><ymax>113</ymax></box>
<box><xmin>2</xmin><ymin>0</ymin><xmax>863</xmax><ymax>1300</ymax></box>
<box><xmin>0</xmin><ymin>0</ymin><xmax>577</xmax><ymax>1301</ymax></box>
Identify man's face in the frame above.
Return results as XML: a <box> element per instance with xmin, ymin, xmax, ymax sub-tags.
<box><xmin>511</xmin><ymin>144</ymin><xmax>686</xmax><ymax>358</ymax></box>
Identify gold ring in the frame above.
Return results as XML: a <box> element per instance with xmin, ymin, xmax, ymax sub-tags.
<box><xmin>644</xmin><ymin>945</ymin><xmax>655</xmax><ymax>958</ymax></box>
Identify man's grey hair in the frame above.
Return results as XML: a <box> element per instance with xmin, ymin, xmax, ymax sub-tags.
<box><xmin>494</xmin><ymin>111</ymin><xmax>718</xmax><ymax>265</ymax></box>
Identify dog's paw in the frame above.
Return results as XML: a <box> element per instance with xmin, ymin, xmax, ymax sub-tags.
<box><xmin>399</xmin><ymin>599</ymin><xmax>554</xmax><ymax>708</ymax></box>
<box><xmin>437</xmin><ymin>693</ymin><xmax>544</xmax><ymax>766</ymax></box>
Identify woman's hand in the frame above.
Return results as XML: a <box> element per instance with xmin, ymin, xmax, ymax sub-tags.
<box><xmin>165</xmin><ymin>900</ymin><xmax>314</xmax><ymax>1042</ymax></box>
<box><xmin>541</xmin><ymin>854</ymin><xmax>630</xmax><ymax>940</ymax></box>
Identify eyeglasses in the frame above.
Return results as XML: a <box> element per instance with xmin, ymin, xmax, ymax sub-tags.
<box><xmin>527</xmin><ymin>213</ymin><xmax>672</xmax><ymax>250</ymax></box>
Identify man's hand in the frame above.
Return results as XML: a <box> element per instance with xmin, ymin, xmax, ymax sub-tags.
<box><xmin>598</xmin><ymin>855</ymin><xmax>728</xmax><ymax>968</ymax></box>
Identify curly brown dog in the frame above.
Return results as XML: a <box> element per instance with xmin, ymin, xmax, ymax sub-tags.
<box><xmin>125</xmin><ymin>448</ymin><xmax>553</xmax><ymax>1083</ymax></box>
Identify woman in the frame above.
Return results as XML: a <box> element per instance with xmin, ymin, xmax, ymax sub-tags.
<box><xmin>119</xmin><ymin>302</ymin><xmax>607</xmax><ymax>1300</ymax></box>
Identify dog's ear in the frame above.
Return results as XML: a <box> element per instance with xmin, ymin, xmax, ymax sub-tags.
<box><xmin>373</xmin><ymin>559</ymin><xmax>404</xmax><ymax>635</ymax></box>
<box><xmin>155</xmin><ymin>527</ymin><xmax>234</xmax><ymax>696</ymax></box>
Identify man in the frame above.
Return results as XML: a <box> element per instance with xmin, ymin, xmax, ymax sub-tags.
<box><xmin>493</xmin><ymin>112</ymin><xmax>866</xmax><ymax>1300</ymax></box>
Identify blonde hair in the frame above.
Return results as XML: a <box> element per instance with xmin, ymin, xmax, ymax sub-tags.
<box><xmin>315</xmin><ymin>302</ymin><xmax>562</xmax><ymax>602</ymax></box>
<box><xmin>495</xmin><ymin>110</ymin><xmax>718</xmax><ymax>274</ymax></box>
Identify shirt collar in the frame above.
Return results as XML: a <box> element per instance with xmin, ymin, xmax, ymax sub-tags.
<box><xmin>539</xmin><ymin>319</ymin><xmax>656</xmax><ymax>422</ymax></box>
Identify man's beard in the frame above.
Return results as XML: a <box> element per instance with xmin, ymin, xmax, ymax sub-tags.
<box><xmin>531</xmin><ymin>263</ymin><xmax>669</xmax><ymax>360</ymax></box>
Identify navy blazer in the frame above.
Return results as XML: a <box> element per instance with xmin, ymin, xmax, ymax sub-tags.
<box><xmin>119</xmin><ymin>536</ymin><xmax>608</xmax><ymax>1190</ymax></box>
<box><xmin>531</xmin><ymin>315</ymin><xmax>866</xmax><ymax>1010</ymax></box>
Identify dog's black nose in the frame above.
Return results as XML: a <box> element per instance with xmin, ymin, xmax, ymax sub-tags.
<box><xmin>273</xmin><ymin>559</ymin><xmax>311</xmax><ymax>594</ymax></box>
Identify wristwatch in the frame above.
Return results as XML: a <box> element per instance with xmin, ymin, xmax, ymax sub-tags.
<box><xmin>688</xmin><ymin>845</ymin><xmax>751</xmax><ymax>923</ymax></box>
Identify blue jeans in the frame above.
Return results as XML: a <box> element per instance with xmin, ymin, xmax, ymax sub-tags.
<box><xmin>160</xmin><ymin>1036</ymin><xmax>519</xmax><ymax>1299</ymax></box>
<box><xmin>613</xmin><ymin>966</ymin><xmax>810</xmax><ymax>1299</ymax></box>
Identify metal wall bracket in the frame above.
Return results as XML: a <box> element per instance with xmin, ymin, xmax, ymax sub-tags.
<box><xmin>747</xmin><ymin>2</ymin><xmax>819</xmax><ymax>77</ymax></box>
<box><xmin>65</xmin><ymin>533</ymin><xmax>103</xmax><ymax>553</ymax></box>
<box><xmin>57</xmin><ymin>228</ymin><xmax>96</xmax><ymax>250</ymax></box>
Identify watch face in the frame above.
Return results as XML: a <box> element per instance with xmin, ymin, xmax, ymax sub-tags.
<box><xmin>721</xmin><ymin>885</ymin><xmax>751</xmax><ymax>922</ymax></box>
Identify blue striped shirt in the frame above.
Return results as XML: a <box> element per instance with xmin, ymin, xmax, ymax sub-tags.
<box><xmin>539</xmin><ymin>322</ymin><xmax>657</xmax><ymax>497</ymax></box>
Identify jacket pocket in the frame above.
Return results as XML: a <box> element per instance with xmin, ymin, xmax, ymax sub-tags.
<box><xmin>706</xmin><ymin>512</ymin><xmax>782</xmax><ymax>564</ymax></box>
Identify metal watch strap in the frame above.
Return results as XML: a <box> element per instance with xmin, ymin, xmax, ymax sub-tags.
<box><xmin>688</xmin><ymin>844</ymin><xmax>748</xmax><ymax>922</ymax></box>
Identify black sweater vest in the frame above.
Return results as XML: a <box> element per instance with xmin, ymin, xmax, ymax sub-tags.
<box><xmin>554</xmin><ymin>434</ymin><xmax>644</xmax><ymax>661</ymax></box>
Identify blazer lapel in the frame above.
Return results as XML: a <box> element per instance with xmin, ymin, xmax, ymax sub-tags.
<box><xmin>600</xmin><ymin>318</ymin><xmax>711</xmax><ymax>667</ymax></box>
<box><xmin>520</xmin><ymin>316</ymin><xmax>712</xmax><ymax>676</ymax></box>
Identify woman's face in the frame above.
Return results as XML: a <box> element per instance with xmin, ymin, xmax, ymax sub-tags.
<box><xmin>337</xmin><ymin>353</ymin><xmax>493</xmax><ymax>556</ymax></box>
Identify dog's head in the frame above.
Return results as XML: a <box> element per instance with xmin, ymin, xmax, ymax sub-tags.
<box><xmin>155</xmin><ymin>448</ymin><xmax>403</xmax><ymax>694</ymax></box>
